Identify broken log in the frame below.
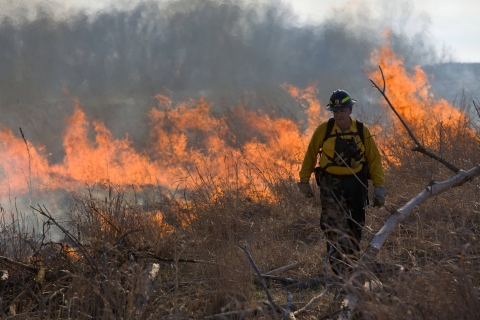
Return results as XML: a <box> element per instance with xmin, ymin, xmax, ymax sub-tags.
<box><xmin>366</xmin><ymin>165</ymin><xmax>480</xmax><ymax>258</ymax></box>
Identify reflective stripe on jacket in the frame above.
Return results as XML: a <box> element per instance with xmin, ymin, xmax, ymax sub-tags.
<box><xmin>299</xmin><ymin>118</ymin><xmax>385</xmax><ymax>187</ymax></box>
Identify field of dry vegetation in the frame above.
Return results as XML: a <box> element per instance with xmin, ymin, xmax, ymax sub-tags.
<box><xmin>1</xmin><ymin>94</ymin><xmax>479</xmax><ymax>319</ymax></box>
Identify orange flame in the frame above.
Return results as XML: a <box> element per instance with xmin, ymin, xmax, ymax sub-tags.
<box><xmin>63</xmin><ymin>244</ymin><xmax>81</xmax><ymax>261</ymax></box>
<box><xmin>0</xmin><ymin>40</ymin><xmax>474</xmax><ymax>228</ymax></box>
<box><xmin>0</xmin><ymin>89</ymin><xmax>316</xmax><ymax>210</ymax></box>
<box><xmin>281</xmin><ymin>82</ymin><xmax>328</xmax><ymax>134</ymax></box>
<box><xmin>369</xmin><ymin>38</ymin><xmax>474</xmax><ymax>165</ymax></box>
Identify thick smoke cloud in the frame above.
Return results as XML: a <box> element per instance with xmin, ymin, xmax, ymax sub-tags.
<box><xmin>0</xmin><ymin>0</ymin><xmax>443</xmax><ymax>162</ymax></box>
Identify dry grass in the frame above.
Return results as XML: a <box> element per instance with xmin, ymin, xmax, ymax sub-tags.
<box><xmin>1</xmin><ymin>103</ymin><xmax>480</xmax><ymax>319</ymax></box>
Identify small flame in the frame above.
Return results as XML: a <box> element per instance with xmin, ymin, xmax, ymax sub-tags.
<box><xmin>281</xmin><ymin>82</ymin><xmax>328</xmax><ymax>134</ymax></box>
<box><xmin>63</xmin><ymin>244</ymin><xmax>81</xmax><ymax>261</ymax></box>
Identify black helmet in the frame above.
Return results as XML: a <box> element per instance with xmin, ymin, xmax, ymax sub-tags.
<box><xmin>326</xmin><ymin>89</ymin><xmax>356</xmax><ymax>111</ymax></box>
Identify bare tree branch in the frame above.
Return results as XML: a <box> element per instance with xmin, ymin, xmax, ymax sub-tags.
<box><xmin>19</xmin><ymin>127</ymin><xmax>32</xmax><ymax>194</ymax></box>
<box><xmin>473</xmin><ymin>100</ymin><xmax>480</xmax><ymax>119</ymax></box>
<box><xmin>370</xmin><ymin>66</ymin><xmax>460</xmax><ymax>173</ymax></box>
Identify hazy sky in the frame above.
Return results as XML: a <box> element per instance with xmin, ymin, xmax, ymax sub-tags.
<box><xmin>287</xmin><ymin>0</ymin><xmax>480</xmax><ymax>63</ymax></box>
<box><xmin>2</xmin><ymin>0</ymin><xmax>478</xmax><ymax>62</ymax></box>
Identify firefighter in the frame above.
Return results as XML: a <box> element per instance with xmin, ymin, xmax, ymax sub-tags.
<box><xmin>297</xmin><ymin>89</ymin><xmax>386</xmax><ymax>275</ymax></box>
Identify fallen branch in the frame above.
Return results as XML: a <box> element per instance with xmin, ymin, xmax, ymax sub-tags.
<box><xmin>293</xmin><ymin>283</ymin><xmax>332</xmax><ymax>317</ymax></box>
<box><xmin>286</xmin><ymin>248</ymin><xmax>334</xmax><ymax>317</ymax></box>
<box><xmin>284</xmin><ymin>293</ymin><xmax>295</xmax><ymax>319</ymax></box>
<box><xmin>0</xmin><ymin>262</ymin><xmax>70</xmax><ymax>285</ymax></box>
<box><xmin>250</xmin><ymin>261</ymin><xmax>303</xmax><ymax>286</ymax></box>
<box><xmin>263</xmin><ymin>261</ymin><xmax>303</xmax><ymax>276</ymax></box>
<box><xmin>339</xmin><ymin>165</ymin><xmax>480</xmax><ymax>315</ymax></box>
<box><xmin>366</xmin><ymin>165</ymin><xmax>480</xmax><ymax>256</ymax></box>
<box><xmin>242</xmin><ymin>242</ymin><xmax>275</xmax><ymax>305</ymax></box>
<box><xmin>260</xmin><ymin>274</ymin><xmax>297</xmax><ymax>284</ymax></box>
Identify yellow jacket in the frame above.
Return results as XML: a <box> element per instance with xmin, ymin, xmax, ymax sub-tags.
<box><xmin>299</xmin><ymin>118</ymin><xmax>385</xmax><ymax>187</ymax></box>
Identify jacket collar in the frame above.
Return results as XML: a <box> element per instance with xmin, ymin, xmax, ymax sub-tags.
<box><xmin>333</xmin><ymin>117</ymin><xmax>355</xmax><ymax>132</ymax></box>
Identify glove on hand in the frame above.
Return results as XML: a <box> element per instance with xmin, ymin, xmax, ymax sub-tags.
<box><xmin>373</xmin><ymin>186</ymin><xmax>387</xmax><ymax>207</ymax></box>
<box><xmin>297</xmin><ymin>182</ymin><xmax>313</xmax><ymax>198</ymax></box>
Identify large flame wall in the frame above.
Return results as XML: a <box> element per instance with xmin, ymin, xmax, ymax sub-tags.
<box><xmin>0</xmin><ymin>43</ymin><xmax>475</xmax><ymax>208</ymax></box>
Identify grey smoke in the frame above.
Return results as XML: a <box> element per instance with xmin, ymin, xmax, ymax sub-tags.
<box><xmin>0</xmin><ymin>0</ymin><xmax>457</xmax><ymax>162</ymax></box>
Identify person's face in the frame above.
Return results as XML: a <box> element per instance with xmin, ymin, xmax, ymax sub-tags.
<box><xmin>332</xmin><ymin>107</ymin><xmax>352</xmax><ymax>128</ymax></box>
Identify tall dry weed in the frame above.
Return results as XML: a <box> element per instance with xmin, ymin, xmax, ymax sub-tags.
<box><xmin>0</xmin><ymin>97</ymin><xmax>479</xmax><ymax>319</ymax></box>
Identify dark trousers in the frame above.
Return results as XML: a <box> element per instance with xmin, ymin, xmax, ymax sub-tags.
<box><xmin>319</xmin><ymin>172</ymin><xmax>367</xmax><ymax>275</ymax></box>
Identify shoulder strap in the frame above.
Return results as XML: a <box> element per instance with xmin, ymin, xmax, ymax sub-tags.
<box><xmin>322</xmin><ymin>118</ymin><xmax>364</xmax><ymax>143</ymax></box>
<box><xmin>356</xmin><ymin>120</ymin><xmax>364</xmax><ymax>142</ymax></box>
<box><xmin>322</xmin><ymin>118</ymin><xmax>335</xmax><ymax>144</ymax></box>
<box><xmin>319</xmin><ymin>119</ymin><xmax>368</xmax><ymax>170</ymax></box>
<box><xmin>355</xmin><ymin>120</ymin><xmax>370</xmax><ymax>181</ymax></box>
<box><xmin>316</xmin><ymin>118</ymin><xmax>335</xmax><ymax>167</ymax></box>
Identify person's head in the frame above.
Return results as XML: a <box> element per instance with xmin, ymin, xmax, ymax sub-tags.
<box><xmin>326</xmin><ymin>89</ymin><xmax>356</xmax><ymax>128</ymax></box>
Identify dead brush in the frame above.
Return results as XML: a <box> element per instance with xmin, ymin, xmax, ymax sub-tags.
<box><xmin>342</xmin><ymin>89</ymin><xmax>480</xmax><ymax>318</ymax></box>
<box><xmin>354</xmin><ymin>250</ymin><xmax>480</xmax><ymax>320</ymax></box>
<box><xmin>1</xmin><ymin>90</ymin><xmax>480</xmax><ymax>319</ymax></box>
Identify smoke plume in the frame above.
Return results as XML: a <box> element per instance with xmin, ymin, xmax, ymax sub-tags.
<box><xmin>0</xmin><ymin>0</ymin><xmax>446</xmax><ymax>161</ymax></box>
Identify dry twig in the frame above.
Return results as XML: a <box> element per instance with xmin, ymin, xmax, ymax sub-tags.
<box><xmin>31</xmin><ymin>205</ymin><xmax>98</xmax><ymax>273</ymax></box>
